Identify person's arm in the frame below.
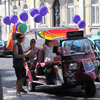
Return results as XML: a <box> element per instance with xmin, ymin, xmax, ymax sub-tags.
<box><xmin>25</xmin><ymin>50</ymin><xmax>32</xmax><ymax>57</ymax></box>
<box><xmin>42</xmin><ymin>41</ymin><xmax>46</xmax><ymax>48</ymax></box>
<box><xmin>23</xmin><ymin>47</ymin><xmax>31</xmax><ymax>54</ymax></box>
<box><xmin>54</xmin><ymin>40</ymin><xmax>60</xmax><ymax>46</ymax></box>
<box><xmin>13</xmin><ymin>45</ymin><xmax>25</xmax><ymax>58</ymax></box>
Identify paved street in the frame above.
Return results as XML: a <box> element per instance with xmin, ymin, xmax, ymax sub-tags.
<box><xmin>1</xmin><ymin>56</ymin><xmax>100</xmax><ymax>100</ymax></box>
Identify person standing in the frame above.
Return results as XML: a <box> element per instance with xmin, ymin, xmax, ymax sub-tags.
<box><xmin>13</xmin><ymin>33</ymin><xmax>30</xmax><ymax>96</ymax></box>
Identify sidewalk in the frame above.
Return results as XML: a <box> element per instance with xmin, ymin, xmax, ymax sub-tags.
<box><xmin>0</xmin><ymin>69</ymin><xmax>3</xmax><ymax>100</ymax></box>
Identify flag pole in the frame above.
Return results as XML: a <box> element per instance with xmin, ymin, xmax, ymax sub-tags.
<box><xmin>44</xmin><ymin>30</ymin><xmax>56</xmax><ymax>37</ymax></box>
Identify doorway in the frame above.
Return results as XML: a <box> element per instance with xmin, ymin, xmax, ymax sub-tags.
<box><xmin>53</xmin><ymin>0</ymin><xmax>60</xmax><ymax>27</ymax></box>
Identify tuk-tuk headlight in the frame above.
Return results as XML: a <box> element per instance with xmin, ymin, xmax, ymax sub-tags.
<box><xmin>93</xmin><ymin>60</ymin><xmax>99</xmax><ymax>67</ymax></box>
<box><xmin>68</xmin><ymin>63</ymin><xmax>78</xmax><ymax>70</ymax></box>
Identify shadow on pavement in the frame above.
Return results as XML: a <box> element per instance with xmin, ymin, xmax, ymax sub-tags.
<box><xmin>0</xmin><ymin>55</ymin><xmax>13</xmax><ymax>58</ymax></box>
<box><xmin>1</xmin><ymin>69</ymin><xmax>16</xmax><ymax>88</ymax></box>
<box><xmin>35</xmin><ymin>85</ymin><xmax>86</xmax><ymax>98</ymax></box>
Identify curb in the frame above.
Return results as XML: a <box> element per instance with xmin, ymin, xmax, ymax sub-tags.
<box><xmin>0</xmin><ymin>69</ymin><xmax>3</xmax><ymax>100</ymax></box>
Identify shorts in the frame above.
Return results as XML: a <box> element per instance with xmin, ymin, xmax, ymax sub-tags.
<box><xmin>14</xmin><ymin>67</ymin><xmax>26</xmax><ymax>80</ymax></box>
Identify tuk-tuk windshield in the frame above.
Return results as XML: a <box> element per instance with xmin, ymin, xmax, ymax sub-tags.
<box><xmin>94</xmin><ymin>39</ymin><xmax>100</xmax><ymax>50</ymax></box>
<box><xmin>62</xmin><ymin>38</ymin><xmax>94</xmax><ymax>56</ymax></box>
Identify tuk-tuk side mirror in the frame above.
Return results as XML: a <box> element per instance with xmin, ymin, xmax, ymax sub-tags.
<box><xmin>53</xmin><ymin>46</ymin><xmax>61</xmax><ymax>55</ymax></box>
<box><xmin>92</xmin><ymin>43</ymin><xmax>96</xmax><ymax>50</ymax></box>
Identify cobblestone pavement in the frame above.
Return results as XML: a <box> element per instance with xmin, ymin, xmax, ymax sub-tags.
<box><xmin>3</xmin><ymin>87</ymin><xmax>57</xmax><ymax>100</ymax></box>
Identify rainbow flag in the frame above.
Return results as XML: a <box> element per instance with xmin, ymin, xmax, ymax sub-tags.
<box><xmin>82</xmin><ymin>58</ymin><xmax>95</xmax><ymax>73</ymax></box>
<box><xmin>36</xmin><ymin>28</ymin><xmax>78</xmax><ymax>40</ymax></box>
<box><xmin>6</xmin><ymin>25</ymin><xmax>16</xmax><ymax>50</ymax></box>
<box><xmin>24</xmin><ymin>62</ymin><xmax>33</xmax><ymax>83</ymax></box>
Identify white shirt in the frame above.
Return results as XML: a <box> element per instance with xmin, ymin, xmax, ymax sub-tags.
<box><xmin>44</xmin><ymin>45</ymin><xmax>56</xmax><ymax>62</ymax></box>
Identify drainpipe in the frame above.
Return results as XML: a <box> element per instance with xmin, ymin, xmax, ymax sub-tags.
<box><xmin>5</xmin><ymin>0</ymin><xmax>7</xmax><ymax>41</ymax></box>
<box><xmin>79</xmin><ymin>0</ymin><xmax>85</xmax><ymax>31</ymax></box>
<box><xmin>79</xmin><ymin>0</ymin><xmax>84</xmax><ymax>20</ymax></box>
<box><xmin>6</xmin><ymin>0</ymin><xmax>10</xmax><ymax>40</ymax></box>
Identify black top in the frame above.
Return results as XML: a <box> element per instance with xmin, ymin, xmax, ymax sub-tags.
<box><xmin>13</xmin><ymin>43</ymin><xmax>24</xmax><ymax>68</ymax></box>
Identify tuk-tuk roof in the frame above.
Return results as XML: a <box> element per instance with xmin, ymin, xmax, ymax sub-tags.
<box><xmin>28</xmin><ymin>27</ymin><xmax>79</xmax><ymax>40</ymax></box>
<box><xmin>29</xmin><ymin>27</ymin><xmax>74</xmax><ymax>32</ymax></box>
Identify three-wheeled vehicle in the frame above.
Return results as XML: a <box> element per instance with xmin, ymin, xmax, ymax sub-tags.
<box><xmin>24</xmin><ymin>30</ymin><xmax>96</xmax><ymax>97</ymax></box>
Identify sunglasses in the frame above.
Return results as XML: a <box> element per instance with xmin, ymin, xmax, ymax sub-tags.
<box><xmin>19</xmin><ymin>37</ymin><xmax>24</xmax><ymax>39</ymax></box>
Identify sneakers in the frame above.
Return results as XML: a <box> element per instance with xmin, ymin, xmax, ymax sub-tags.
<box><xmin>16</xmin><ymin>91</ymin><xmax>21</xmax><ymax>96</ymax></box>
<box><xmin>20</xmin><ymin>88</ymin><xmax>27</xmax><ymax>94</ymax></box>
<box><xmin>16</xmin><ymin>89</ymin><xmax>27</xmax><ymax>96</ymax></box>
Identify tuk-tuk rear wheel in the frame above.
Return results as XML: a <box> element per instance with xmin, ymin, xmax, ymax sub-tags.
<box><xmin>85</xmin><ymin>80</ymin><xmax>96</xmax><ymax>97</ymax></box>
<box><xmin>26</xmin><ymin>79</ymin><xmax>35</xmax><ymax>92</ymax></box>
<box><xmin>97</xmin><ymin>69</ymin><xmax>100</xmax><ymax>82</ymax></box>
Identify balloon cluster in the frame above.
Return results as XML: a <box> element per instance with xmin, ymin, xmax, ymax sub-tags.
<box><xmin>3</xmin><ymin>12</ymin><xmax>28</xmax><ymax>25</ymax></box>
<box><xmin>30</xmin><ymin>6</ymin><xmax>48</xmax><ymax>23</ymax></box>
<box><xmin>3</xmin><ymin>14</ymin><xmax>27</xmax><ymax>40</ymax></box>
<box><xmin>72</xmin><ymin>14</ymin><xmax>86</xmax><ymax>29</ymax></box>
<box><xmin>3</xmin><ymin>6</ymin><xmax>47</xmax><ymax>40</ymax></box>
<box><xmin>12</xmin><ymin>23</ymin><xmax>27</xmax><ymax>40</ymax></box>
<box><xmin>3</xmin><ymin>6</ymin><xmax>48</xmax><ymax>28</ymax></box>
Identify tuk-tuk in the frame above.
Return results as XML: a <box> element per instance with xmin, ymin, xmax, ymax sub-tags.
<box><xmin>24</xmin><ymin>30</ymin><xmax>96</xmax><ymax>97</ymax></box>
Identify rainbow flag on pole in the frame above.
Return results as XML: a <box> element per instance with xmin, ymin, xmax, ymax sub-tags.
<box><xmin>6</xmin><ymin>25</ymin><xmax>16</xmax><ymax>50</ymax></box>
<box><xmin>36</xmin><ymin>28</ymin><xmax>78</xmax><ymax>40</ymax></box>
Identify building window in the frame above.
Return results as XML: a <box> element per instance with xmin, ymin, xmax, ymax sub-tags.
<box><xmin>91</xmin><ymin>0</ymin><xmax>99</xmax><ymax>24</ymax></box>
<box><xmin>23</xmin><ymin>2</ymin><xmax>29</xmax><ymax>30</ymax></box>
<box><xmin>23</xmin><ymin>3</ymin><xmax>28</xmax><ymax>13</ymax></box>
<box><xmin>67</xmin><ymin>0</ymin><xmax>74</xmax><ymax>24</ymax></box>
<box><xmin>13</xmin><ymin>5</ymin><xmax>18</xmax><ymax>15</ymax></box>
<box><xmin>40</xmin><ymin>2</ymin><xmax>46</xmax><ymax>25</ymax></box>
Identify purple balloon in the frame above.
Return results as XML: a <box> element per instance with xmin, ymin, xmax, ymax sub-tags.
<box><xmin>15</xmin><ymin>22</ymin><xmax>21</xmax><ymax>31</ymax></box>
<box><xmin>77</xmin><ymin>20</ymin><xmax>86</xmax><ymax>29</ymax></box>
<box><xmin>20</xmin><ymin>12</ymin><xmax>28</xmax><ymax>22</ymax></box>
<box><xmin>39</xmin><ymin>6</ymin><xmax>48</xmax><ymax>16</ymax></box>
<box><xmin>3</xmin><ymin>16</ymin><xmax>11</xmax><ymax>25</ymax></box>
<box><xmin>33</xmin><ymin>14</ymin><xmax>42</xmax><ymax>23</ymax></box>
<box><xmin>10</xmin><ymin>15</ymin><xmax>18</xmax><ymax>24</ymax></box>
<box><xmin>12</xmin><ymin>32</ymin><xmax>16</xmax><ymax>40</ymax></box>
<box><xmin>72</xmin><ymin>14</ymin><xmax>81</xmax><ymax>24</ymax></box>
<box><xmin>30</xmin><ymin>8</ymin><xmax>39</xmax><ymax>17</ymax></box>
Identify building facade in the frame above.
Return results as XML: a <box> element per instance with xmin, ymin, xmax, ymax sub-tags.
<box><xmin>1</xmin><ymin>0</ymin><xmax>100</xmax><ymax>40</ymax></box>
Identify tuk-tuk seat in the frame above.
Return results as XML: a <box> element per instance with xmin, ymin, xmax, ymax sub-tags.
<box><xmin>36</xmin><ymin>48</ymin><xmax>45</xmax><ymax>69</ymax></box>
<box><xmin>36</xmin><ymin>47</ymin><xmax>62</xmax><ymax>69</ymax></box>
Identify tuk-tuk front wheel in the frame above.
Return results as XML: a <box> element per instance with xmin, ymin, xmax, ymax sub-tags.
<box><xmin>26</xmin><ymin>79</ymin><xmax>35</xmax><ymax>92</ymax></box>
<box><xmin>85</xmin><ymin>80</ymin><xmax>96</xmax><ymax>97</ymax></box>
